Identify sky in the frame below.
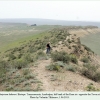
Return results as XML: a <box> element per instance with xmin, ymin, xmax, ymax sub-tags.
<box><xmin>0</xmin><ymin>1</ymin><xmax>100</xmax><ymax>22</ymax></box>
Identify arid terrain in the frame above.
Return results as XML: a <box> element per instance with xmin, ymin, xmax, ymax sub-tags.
<box><xmin>0</xmin><ymin>25</ymin><xmax>100</xmax><ymax>91</ymax></box>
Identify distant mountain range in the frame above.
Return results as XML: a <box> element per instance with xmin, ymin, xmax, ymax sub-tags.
<box><xmin>0</xmin><ymin>18</ymin><xmax>100</xmax><ymax>27</ymax></box>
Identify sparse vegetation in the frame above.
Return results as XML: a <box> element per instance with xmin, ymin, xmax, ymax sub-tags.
<box><xmin>82</xmin><ymin>44</ymin><xmax>94</xmax><ymax>53</ymax></box>
<box><xmin>86</xmin><ymin>83</ymin><xmax>100</xmax><ymax>91</ymax></box>
<box><xmin>81</xmin><ymin>63</ymin><xmax>100</xmax><ymax>82</ymax></box>
<box><xmin>0</xmin><ymin>25</ymin><xmax>100</xmax><ymax>91</ymax></box>
<box><xmin>67</xmin><ymin>39</ymin><xmax>72</xmax><ymax>43</ymax></box>
<box><xmin>45</xmin><ymin>63</ymin><xmax>61</xmax><ymax>71</ymax></box>
<box><xmin>35</xmin><ymin>50</ymin><xmax>47</xmax><ymax>60</ymax></box>
<box><xmin>70</xmin><ymin>54</ymin><xmax>78</xmax><ymax>64</ymax></box>
<box><xmin>81</xmin><ymin>57</ymin><xmax>89</xmax><ymax>63</ymax></box>
<box><xmin>66</xmin><ymin>65</ymin><xmax>77</xmax><ymax>72</ymax></box>
<box><xmin>93</xmin><ymin>72</ymin><xmax>100</xmax><ymax>82</ymax></box>
<box><xmin>51</xmin><ymin>51</ymin><xmax>70</xmax><ymax>63</ymax></box>
<box><xmin>8</xmin><ymin>54</ymin><xmax>16</xmax><ymax>60</ymax></box>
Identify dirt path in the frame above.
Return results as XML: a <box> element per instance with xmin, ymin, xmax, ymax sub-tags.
<box><xmin>32</xmin><ymin>58</ymin><xmax>54</xmax><ymax>91</ymax></box>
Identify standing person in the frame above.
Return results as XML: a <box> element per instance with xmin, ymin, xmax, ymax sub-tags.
<box><xmin>46</xmin><ymin>42</ymin><xmax>51</xmax><ymax>54</ymax></box>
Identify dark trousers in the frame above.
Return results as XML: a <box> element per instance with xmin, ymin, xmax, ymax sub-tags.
<box><xmin>46</xmin><ymin>47</ymin><xmax>50</xmax><ymax>54</ymax></box>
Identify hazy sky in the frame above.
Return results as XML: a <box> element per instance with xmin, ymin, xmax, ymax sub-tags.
<box><xmin>0</xmin><ymin>1</ymin><xmax>100</xmax><ymax>21</ymax></box>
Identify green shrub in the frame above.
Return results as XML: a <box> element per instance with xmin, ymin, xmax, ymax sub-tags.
<box><xmin>68</xmin><ymin>46</ymin><xmax>71</xmax><ymax>49</ymax></box>
<box><xmin>86</xmin><ymin>84</ymin><xmax>95</xmax><ymax>91</ymax></box>
<box><xmin>58</xmin><ymin>35</ymin><xmax>65</xmax><ymax>40</ymax></box>
<box><xmin>81</xmin><ymin>57</ymin><xmax>89</xmax><ymax>63</ymax></box>
<box><xmin>70</xmin><ymin>54</ymin><xmax>78</xmax><ymax>64</ymax></box>
<box><xmin>37</xmin><ymin>50</ymin><xmax>45</xmax><ymax>56</ymax></box>
<box><xmin>66</xmin><ymin>65</ymin><xmax>76</xmax><ymax>72</ymax></box>
<box><xmin>0</xmin><ymin>61</ymin><xmax>8</xmax><ymax>68</ymax></box>
<box><xmin>83</xmin><ymin>63</ymin><xmax>97</xmax><ymax>72</ymax></box>
<box><xmin>0</xmin><ymin>61</ymin><xmax>7</xmax><ymax>79</ymax></box>
<box><xmin>93</xmin><ymin>72</ymin><xmax>100</xmax><ymax>82</ymax></box>
<box><xmin>25</xmin><ymin>74</ymin><xmax>35</xmax><ymax>80</ymax></box>
<box><xmin>6</xmin><ymin>86</ymin><xmax>13</xmax><ymax>91</ymax></box>
<box><xmin>28</xmin><ymin>47</ymin><xmax>35</xmax><ymax>53</ymax></box>
<box><xmin>86</xmin><ymin>83</ymin><xmax>100</xmax><ymax>91</ymax></box>
<box><xmin>22</xmin><ymin>69</ymin><xmax>30</xmax><ymax>76</ymax></box>
<box><xmin>14</xmin><ymin>59</ymin><xmax>28</xmax><ymax>69</ymax></box>
<box><xmin>73</xmin><ymin>45</ymin><xmax>79</xmax><ymax>51</ymax></box>
<box><xmin>84</xmin><ymin>45</ymin><xmax>91</xmax><ymax>51</ymax></box>
<box><xmin>23</xmin><ymin>54</ymin><xmax>33</xmax><ymax>63</ymax></box>
<box><xmin>81</xmin><ymin>64</ymin><xmax>99</xmax><ymax>81</ymax></box>
<box><xmin>17</xmin><ymin>53</ymin><xmax>23</xmax><ymax>59</ymax></box>
<box><xmin>83</xmin><ymin>45</ymin><xmax>94</xmax><ymax>53</ymax></box>
<box><xmin>67</xmin><ymin>39</ymin><xmax>72</xmax><ymax>43</ymax></box>
<box><xmin>51</xmin><ymin>51</ymin><xmax>70</xmax><ymax>63</ymax></box>
<box><xmin>8</xmin><ymin>54</ymin><xmax>16</xmax><ymax>60</ymax></box>
<box><xmin>54</xmin><ymin>61</ymin><xmax>66</xmax><ymax>68</ymax></box>
<box><xmin>45</xmin><ymin>64</ymin><xmax>60</xmax><ymax>71</ymax></box>
<box><xmin>71</xmin><ymin>40</ymin><xmax>75</xmax><ymax>42</ymax></box>
<box><xmin>35</xmin><ymin>50</ymin><xmax>46</xmax><ymax>60</ymax></box>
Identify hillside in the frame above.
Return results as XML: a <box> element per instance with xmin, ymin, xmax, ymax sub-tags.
<box><xmin>0</xmin><ymin>23</ymin><xmax>61</xmax><ymax>52</ymax></box>
<box><xmin>0</xmin><ymin>26</ymin><xmax>100</xmax><ymax>91</ymax></box>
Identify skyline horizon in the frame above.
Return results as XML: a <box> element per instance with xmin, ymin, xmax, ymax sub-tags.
<box><xmin>0</xmin><ymin>18</ymin><xmax>100</xmax><ymax>23</ymax></box>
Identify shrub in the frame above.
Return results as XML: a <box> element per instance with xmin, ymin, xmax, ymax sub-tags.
<box><xmin>35</xmin><ymin>50</ymin><xmax>46</xmax><ymax>60</ymax></box>
<box><xmin>6</xmin><ymin>86</ymin><xmax>13</xmax><ymax>91</ymax></box>
<box><xmin>73</xmin><ymin>45</ymin><xmax>79</xmax><ymax>51</ymax></box>
<box><xmin>25</xmin><ymin>74</ymin><xmax>35</xmax><ymax>80</ymax></box>
<box><xmin>45</xmin><ymin>64</ymin><xmax>60</xmax><ymax>71</ymax></box>
<box><xmin>86</xmin><ymin>83</ymin><xmax>100</xmax><ymax>91</ymax></box>
<box><xmin>51</xmin><ymin>51</ymin><xmax>70</xmax><ymax>63</ymax></box>
<box><xmin>71</xmin><ymin>40</ymin><xmax>75</xmax><ymax>42</ymax></box>
<box><xmin>0</xmin><ymin>61</ymin><xmax>8</xmax><ymax>68</ymax></box>
<box><xmin>37</xmin><ymin>50</ymin><xmax>45</xmax><ymax>56</ymax></box>
<box><xmin>23</xmin><ymin>54</ymin><xmax>33</xmax><ymax>63</ymax></box>
<box><xmin>67</xmin><ymin>39</ymin><xmax>72</xmax><ymax>43</ymax></box>
<box><xmin>81</xmin><ymin>57</ymin><xmax>89</xmax><ymax>63</ymax></box>
<box><xmin>84</xmin><ymin>45</ymin><xmax>91</xmax><ymax>51</ymax></box>
<box><xmin>54</xmin><ymin>61</ymin><xmax>66</xmax><ymax>68</ymax></box>
<box><xmin>81</xmin><ymin>64</ymin><xmax>99</xmax><ymax>81</ymax></box>
<box><xmin>0</xmin><ymin>61</ymin><xmax>8</xmax><ymax>79</ymax></box>
<box><xmin>17</xmin><ymin>53</ymin><xmax>23</xmax><ymax>59</ymax></box>
<box><xmin>68</xmin><ymin>46</ymin><xmax>71</xmax><ymax>49</ymax></box>
<box><xmin>14</xmin><ymin>59</ymin><xmax>28</xmax><ymax>69</ymax></box>
<box><xmin>80</xmin><ymin>50</ymin><xmax>83</xmax><ymax>54</ymax></box>
<box><xmin>86</xmin><ymin>84</ymin><xmax>95</xmax><ymax>91</ymax></box>
<box><xmin>8</xmin><ymin>54</ymin><xmax>16</xmax><ymax>60</ymax></box>
<box><xmin>66</xmin><ymin>65</ymin><xmax>76</xmax><ymax>72</ymax></box>
<box><xmin>22</xmin><ymin>69</ymin><xmax>30</xmax><ymax>76</ymax></box>
<box><xmin>83</xmin><ymin>63</ymin><xmax>97</xmax><ymax>72</ymax></box>
<box><xmin>28</xmin><ymin>47</ymin><xmax>37</xmax><ymax>53</ymax></box>
<box><xmin>83</xmin><ymin>45</ymin><xmax>94</xmax><ymax>53</ymax></box>
<box><xmin>58</xmin><ymin>36</ymin><xmax>65</xmax><ymax>40</ymax></box>
<box><xmin>93</xmin><ymin>72</ymin><xmax>100</xmax><ymax>82</ymax></box>
<box><xmin>70</xmin><ymin>54</ymin><xmax>78</xmax><ymax>64</ymax></box>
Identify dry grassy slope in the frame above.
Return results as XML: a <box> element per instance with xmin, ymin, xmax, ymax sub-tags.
<box><xmin>1</xmin><ymin>27</ymin><xmax>100</xmax><ymax>91</ymax></box>
<box><xmin>31</xmin><ymin>28</ymin><xmax>100</xmax><ymax>91</ymax></box>
<box><xmin>68</xmin><ymin>28</ymin><xmax>100</xmax><ymax>37</ymax></box>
